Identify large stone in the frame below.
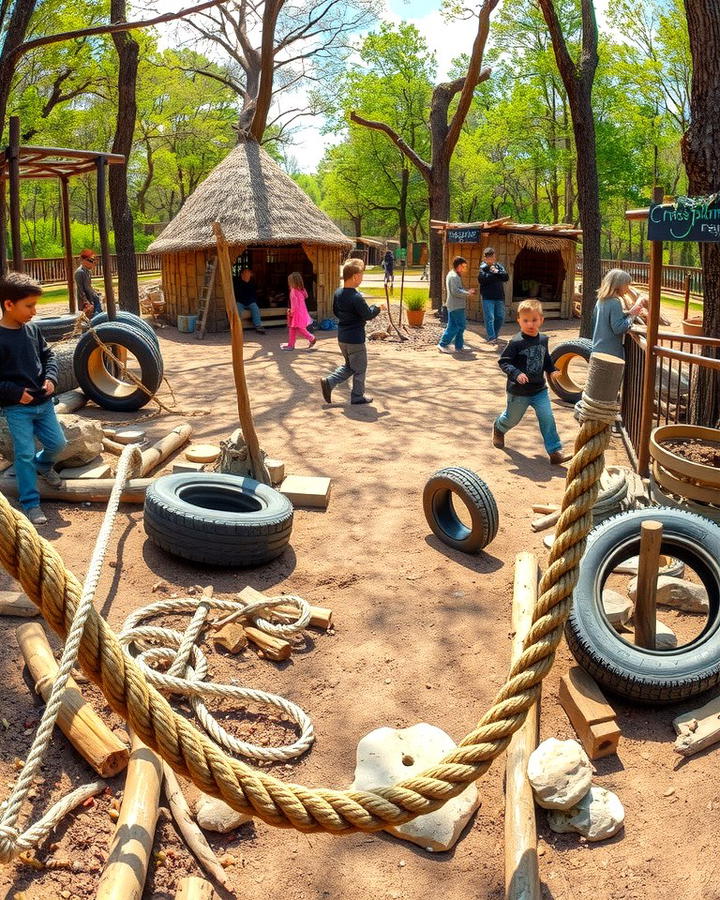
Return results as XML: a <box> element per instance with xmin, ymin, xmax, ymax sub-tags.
<box><xmin>547</xmin><ymin>786</ymin><xmax>624</xmax><ymax>841</ymax></box>
<box><xmin>613</xmin><ymin>555</ymin><xmax>685</xmax><ymax>578</ymax></box>
<box><xmin>602</xmin><ymin>589</ymin><xmax>632</xmax><ymax>629</ymax></box>
<box><xmin>0</xmin><ymin>413</ymin><xmax>103</xmax><ymax>469</ymax></box>
<box><xmin>628</xmin><ymin>575</ymin><xmax>708</xmax><ymax>614</ymax></box>
<box><xmin>527</xmin><ymin>738</ymin><xmax>593</xmax><ymax>811</ymax></box>
<box><xmin>195</xmin><ymin>793</ymin><xmax>252</xmax><ymax>833</ymax></box>
<box><xmin>350</xmin><ymin>723</ymin><xmax>480</xmax><ymax>852</ymax></box>
<box><xmin>655</xmin><ymin>619</ymin><xmax>678</xmax><ymax>650</ymax></box>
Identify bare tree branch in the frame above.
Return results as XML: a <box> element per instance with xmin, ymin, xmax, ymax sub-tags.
<box><xmin>350</xmin><ymin>111</ymin><xmax>431</xmax><ymax>183</ymax></box>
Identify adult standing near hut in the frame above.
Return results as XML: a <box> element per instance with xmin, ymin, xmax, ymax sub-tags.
<box><xmin>382</xmin><ymin>249</ymin><xmax>395</xmax><ymax>293</ymax></box>
<box><xmin>478</xmin><ymin>247</ymin><xmax>509</xmax><ymax>345</ymax></box>
<box><xmin>236</xmin><ymin>268</ymin><xmax>266</xmax><ymax>334</ymax></box>
<box><xmin>74</xmin><ymin>249</ymin><xmax>103</xmax><ymax>315</ymax></box>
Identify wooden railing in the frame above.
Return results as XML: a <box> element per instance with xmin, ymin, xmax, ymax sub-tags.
<box><xmin>18</xmin><ymin>252</ymin><xmax>161</xmax><ymax>284</ymax></box>
<box><xmin>577</xmin><ymin>257</ymin><xmax>704</xmax><ymax>299</ymax></box>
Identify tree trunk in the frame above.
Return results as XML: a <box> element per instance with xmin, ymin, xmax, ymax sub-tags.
<box><xmin>399</xmin><ymin>166</ymin><xmax>408</xmax><ymax>250</ymax></box>
<box><xmin>0</xmin><ymin>1</ymin><xmax>38</xmax><ymax>136</ymax></box>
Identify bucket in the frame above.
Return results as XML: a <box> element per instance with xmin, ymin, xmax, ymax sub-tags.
<box><xmin>177</xmin><ymin>314</ymin><xmax>197</xmax><ymax>333</ymax></box>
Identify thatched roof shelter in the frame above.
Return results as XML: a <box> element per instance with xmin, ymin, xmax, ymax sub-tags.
<box><xmin>149</xmin><ymin>140</ymin><xmax>352</xmax><ymax>330</ymax></box>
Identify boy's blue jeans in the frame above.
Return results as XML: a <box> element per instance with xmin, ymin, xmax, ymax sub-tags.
<box><xmin>439</xmin><ymin>308</ymin><xmax>466</xmax><ymax>350</ymax></box>
<box><xmin>494</xmin><ymin>389</ymin><xmax>562</xmax><ymax>455</ymax></box>
<box><xmin>236</xmin><ymin>302</ymin><xmax>263</xmax><ymax>328</ymax></box>
<box><xmin>2</xmin><ymin>400</ymin><xmax>66</xmax><ymax>511</ymax></box>
<box><xmin>482</xmin><ymin>299</ymin><xmax>505</xmax><ymax>340</ymax></box>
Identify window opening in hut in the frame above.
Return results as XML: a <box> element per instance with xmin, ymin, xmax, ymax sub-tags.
<box><xmin>232</xmin><ymin>244</ymin><xmax>316</xmax><ymax>312</ymax></box>
<box><xmin>512</xmin><ymin>248</ymin><xmax>565</xmax><ymax>306</ymax></box>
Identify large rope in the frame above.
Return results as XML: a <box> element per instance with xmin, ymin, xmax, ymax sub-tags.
<box><xmin>0</xmin><ymin>397</ymin><xmax>616</xmax><ymax>851</ymax></box>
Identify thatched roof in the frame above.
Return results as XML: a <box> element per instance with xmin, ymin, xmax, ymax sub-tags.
<box><xmin>149</xmin><ymin>140</ymin><xmax>352</xmax><ymax>254</ymax></box>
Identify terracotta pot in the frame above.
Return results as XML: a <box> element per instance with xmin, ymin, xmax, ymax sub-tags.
<box><xmin>406</xmin><ymin>307</ymin><xmax>425</xmax><ymax>327</ymax></box>
<box><xmin>682</xmin><ymin>316</ymin><xmax>704</xmax><ymax>336</ymax></box>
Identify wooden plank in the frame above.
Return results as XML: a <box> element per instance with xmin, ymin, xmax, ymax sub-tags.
<box><xmin>674</xmin><ymin>694</ymin><xmax>720</xmax><ymax>757</ymax></box>
<box><xmin>559</xmin><ymin>667</ymin><xmax>620</xmax><ymax>759</ymax></box>
<box><xmin>58</xmin><ymin>457</ymin><xmax>112</xmax><ymax>479</ymax></box>
<box><xmin>279</xmin><ymin>475</ymin><xmax>331</xmax><ymax>509</ymax></box>
<box><xmin>0</xmin><ymin>590</ymin><xmax>39</xmax><ymax>617</ymax></box>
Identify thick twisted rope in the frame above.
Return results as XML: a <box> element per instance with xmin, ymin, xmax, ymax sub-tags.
<box><xmin>0</xmin><ymin>382</ymin><xmax>619</xmax><ymax>843</ymax></box>
<box><xmin>0</xmin><ymin>444</ymin><xmax>142</xmax><ymax>862</ymax></box>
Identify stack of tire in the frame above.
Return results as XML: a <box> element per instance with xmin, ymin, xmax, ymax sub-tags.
<box><xmin>36</xmin><ymin>314</ymin><xmax>85</xmax><ymax>394</ymax></box>
<box><xmin>649</xmin><ymin>424</ymin><xmax>720</xmax><ymax>522</ymax></box>
<box><xmin>72</xmin><ymin>312</ymin><xmax>163</xmax><ymax>412</ymax></box>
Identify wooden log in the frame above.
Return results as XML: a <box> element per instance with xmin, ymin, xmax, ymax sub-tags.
<box><xmin>674</xmin><ymin>693</ymin><xmax>720</xmax><ymax>757</ymax></box>
<box><xmin>265</xmin><ymin>457</ymin><xmax>285</xmax><ymax>483</ymax></box>
<box><xmin>96</xmin><ymin>734</ymin><xmax>163</xmax><ymax>900</ymax></box>
<box><xmin>634</xmin><ymin>521</ymin><xmax>663</xmax><ymax>649</ymax></box>
<box><xmin>272</xmin><ymin>602</ymin><xmax>333</xmax><ymax>630</ymax></box>
<box><xmin>505</xmin><ymin>552</ymin><xmax>541</xmax><ymax>900</ymax></box>
<box><xmin>162</xmin><ymin>763</ymin><xmax>228</xmax><ymax>888</ymax></box>
<box><xmin>54</xmin><ymin>389</ymin><xmax>88</xmax><ymax>415</ymax></box>
<box><xmin>0</xmin><ymin>590</ymin><xmax>39</xmax><ymax>617</ymax></box>
<box><xmin>175</xmin><ymin>877</ymin><xmax>215</xmax><ymax>899</ymax></box>
<box><xmin>243</xmin><ymin>626</ymin><xmax>292</xmax><ymax>661</ymax></box>
<box><xmin>140</xmin><ymin>423</ymin><xmax>193</xmax><ymax>476</ymax></box>
<box><xmin>212</xmin><ymin>622</ymin><xmax>248</xmax><ymax>653</ymax></box>
<box><xmin>0</xmin><ymin>475</ymin><xmax>151</xmax><ymax>504</ymax></box>
<box><xmin>531</xmin><ymin>509</ymin><xmax>561</xmax><ymax>532</ymax></box>
<box><xmin>16</xmin><ymin>622</ymin><xmax>129</xmax><ymax>777</ymax></box>
<box><xmin>102</xmin><ymin>437</ymin><xmax>125</xmax><ymax>456</ymax></box>
<box><xmin>559</xmin><ymin>667</ymin><xmax>621</xmax><ymax>760</ymax></box>
<box><xmin>531</xmin><ymin>504</ymin><xmax>559</xmax><ymax>515</ymax></box>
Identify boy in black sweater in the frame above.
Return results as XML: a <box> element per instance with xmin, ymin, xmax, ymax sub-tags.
<box><xmin>321</xmin><ymin>258</ymin><xmax>380</xmax><ymax>405</ymax></box>
<box><xmin>0</xmin><ymin>273</ymin><xmax>66</xmax><ymax>525</ymax></box>
<box><xmin>492</xmin><ymin>299</ymin><xmax>570</xmax><ymax>465</ymax></box>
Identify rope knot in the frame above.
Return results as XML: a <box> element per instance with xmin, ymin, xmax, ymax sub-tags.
<box><xmin>0</xmin><ymin>823</ymin><xmax>19</xmax><ymax>863</ymax></box>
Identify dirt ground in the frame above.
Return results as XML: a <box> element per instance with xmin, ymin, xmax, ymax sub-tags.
<box><xmin>2</xmin><ymin>306</ymin><xmax>720</xmax><ymax>900</ymax></box>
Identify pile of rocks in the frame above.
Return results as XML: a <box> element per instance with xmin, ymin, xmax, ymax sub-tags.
<box><xmin>527</xmin><ymin>738</ymin><xmax>624</xmax><ymax>842</ymax></box>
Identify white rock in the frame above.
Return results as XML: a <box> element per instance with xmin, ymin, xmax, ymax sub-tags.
<box><xmin>195</xmin><ymin>794</ymin><xmax>252</xmax><ymax>833</ymax></box>
<box><xmin>527</xmin><ymin>738</ymin><xmax>593</xmax><ymax>811</ymax></box>
<box><xmin>602</xmin><ymin>589</ymin><xmax>632</xmax><ymax>628</ymax></box>
<box><xmin>350</xmin><ymin>723</ymin><xmax>480</xmax><ymax>852</ymax></box>
<box><xmin>655</xmin><ymin>619</ymin><xmax>678</xmax><ymax>650</ymax></box>
<box><xmin>628</xmin><ymin>575</ymin><xmax>708</xmax><ymax>614</ymax></box>
<box><xmin>547</xmin><ymin>786</ymin><xmax>624</xmax><ymax>841</ymax></box>
<box><xmin>614</xmin><ymin>555</ymin><xmax>685</xmax><ymax>578</ymax></box>
<box><xmin>0</xmin><ymin>414</ymin><xmax>103</xmax><ymax>468</ymax></box>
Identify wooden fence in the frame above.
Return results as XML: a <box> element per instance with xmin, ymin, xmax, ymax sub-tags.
<box><xmin>18</xmin><ymin>252</ymin><xmax>161</xmax><ymax>285</ymax></box>
<box><xmin>577</xmin><ymin>257</ymin><xmax>704</xmax><ymax>299</ymax></box>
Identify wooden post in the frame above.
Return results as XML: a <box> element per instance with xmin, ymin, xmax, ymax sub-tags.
<box><xmin>634</xmin><ymin>520</ymin><xmax>663</xmax><ymax>649</ymax></box>
<box><xmin>504</xmin><ymin>552</ymin><xmax>541</xmax><ymax>900</ymax></box>
<box><xmin>96</xmin><ymin>733</ymin><xmax>163</xmax><ymax>900</ymax></box>
<box><xmin>16</xmin><ymin>622</ymin><xmax>129</xmax><ymax>777</ymax></box>
<box><xmin>683</xmin><ymin>273</ymin><xmax>691</xmax><ymax>322</ymax></box>
<box><xmin>96</xmin><ymin>156</ymin><xmax>116</xmax><ymax>319</ymax></box>
<box><xmin>8</xmin><ymin>116</ymin><xmax>23</xmax><ymax>272</ymax></box>
<box><xmin>637</xmin><ymin>185</ymin><xmax>665</xmax><ymax>475</ymax></box>
<box><xmin>212</xmin><ymin>221</ymin><xmax>268</xmax><ymax>483</ymax></box>
<box><xmin>0</xmin><ymin>178</ymin><xmax>8</xmax><ymax>277</ymax></box>
<box><xmin>60</xmin><ymin>175</ymin><xmax>76</xmax><ymax>313</ymax></box>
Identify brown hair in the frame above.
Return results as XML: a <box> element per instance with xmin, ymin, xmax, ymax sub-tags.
<box><xmin>517</xmin><ymin>299</ymin><xmax>543</xmax><ymax>316</ymax></box>
<box><xmin>0</xmin><ymin>272</ymin><xmax>43</xmax><ymax>311</ymax></box>
<box><xmin>452</xmin><ymin>256</ymin><xmax>467</xmax><ymax>270</ymax></box>
<box><xmin>483</xmin><ymin>247</ymin><xmax>496</xmax><ymax>258</ymax></box>
<box><xmin>288</xmin><ymin>271</ymin><xmax>305</xmax><ymax>291</ymax></box>
<box><xmin>342</xmin><ymin>258</ymin><xmax>365</xmax><ymax>281</ymax></box>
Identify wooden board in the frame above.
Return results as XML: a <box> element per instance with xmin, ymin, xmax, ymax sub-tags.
<box><xmin>279</xmin><ymin>475</ymin><xmax>331</xmax><ymax>509</ymax></box>
<box><xmin>58</xmin><ymin>457</ymin><xmax>112</xmax><ymax>480</ymax></box>
<box><xmin>559</xmin><ymin>667</ymin><xmax>620</xmax><ymax>759</ymax></box>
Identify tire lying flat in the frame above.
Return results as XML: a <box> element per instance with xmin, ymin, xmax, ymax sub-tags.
<box><xmin>144</xmin><ymin>473</ymin><xmax>294</xmax><ymax>567</ymax></box>
<box><xmin>566</xmin><ymin>508</ymin><xmax>720</xmax><ymax>703</ymax></box>
<box><xmin>549</xmin><ymin>337</ymin><xmax>592</xmax><ymax>404</ymax></box>
<box><xmin>423</xmin><ymin>466</ymin><xmax>498</xmax><ymax>553</ymax></box>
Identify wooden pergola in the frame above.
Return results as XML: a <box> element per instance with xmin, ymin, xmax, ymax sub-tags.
<box><xmin>0</xmin><ymin>116</ymin><xmax>124</xmax><ymax>316</ymax></box>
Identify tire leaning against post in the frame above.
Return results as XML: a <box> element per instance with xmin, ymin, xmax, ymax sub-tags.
<box><xmin>91</xmin><ymin>310</ymin><xmax>160</xmax><ymax>348</ymax></box>
<box><xmin>423</xmin><ymin>466</ymin><xmax>498</xmax><ymax>553</ymax></box>
<box><xmin>73</xmin><ymin>321</ymin><xmax>163</xmax><ymax>412</ymax></box>
<box><xmin>548</xmin><ymin>337</ymin><xmax>593</xmax><ymax>404</ymax></box>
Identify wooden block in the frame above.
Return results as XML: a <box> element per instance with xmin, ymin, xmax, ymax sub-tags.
<box><xmin>265</xmin><ymin>457</ymin><xmax>285</xmax><ymax>484</ymax></box>
<box><xmin>186</xmin><ymin>444</ymin><xmax>221</xmax><ymax>463</ymax></box>
<box><xmin>279</xmin><ymin>475</ymin><xmax>331</xmax><ymax>509</ymax></box>
<box><xmin>173</xmin><ymin>461</ymin><xmax>206</xmax><ymax>473</ymax></box>
<box><xmin>58</xmin><ymin>457</ymin><xmax>112</xmax><ymax>480</ymax></box>
<box><xmin>559</xmin><ymin>667</ymin><xmax>620</xmax><ymax>759</ymax></box>
<box><xmin>674</xmin><ymin>693</ymin><xmax>720</xmax><ymax>757</ymax></box>
<box><xmin>212</xmin><ymin>622</ymin><xmax>248</xmax><ymax>654</ymax></box>
<box><xmin>0</xmin><ymin>591</ymin><xmax>39</xmax><ymax>617</ymax></box>
<box><xmin>114</xmin><ymin>427</ymin><xmax>146</xmax><ymax>444</ymax></box>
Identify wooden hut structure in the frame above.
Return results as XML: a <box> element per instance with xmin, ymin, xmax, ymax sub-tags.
<box><xmin>433</xmin><ymin>217</ymin><xmax>582</xmax><ymax>320</ymax></box>
<box><xmin>149</xmin><ymin>141</ymin><xmax>352</xmax><ymax>331</ymax></box>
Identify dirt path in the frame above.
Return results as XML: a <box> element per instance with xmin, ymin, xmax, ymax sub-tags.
<box><xmin>0</xmin><ymin>313</ymin><xmax>717</xmax><ymax>899</ymax></box>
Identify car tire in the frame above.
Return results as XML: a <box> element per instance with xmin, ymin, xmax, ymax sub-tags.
<box><xmin>423</xmin><ymin>466</ymin><xmax>498</xmax><ymax>553</ymax></box>
<box><xmin>73</xmin><ymin>321</ymin><xmax>163</xmax><ymax>411</ymax></box>
<box><xmin>52</xmin><ymin>338</ymin><xmax>80</xmax><ymax>394</ymax></box>
<box><xmin>91</xmin><ymin>311</ymin><xmax>160</xmax><ymax>348</ymax></box>
<box><xmin>144</xmin><ymin>473</ymin><xmax>294</xmax><ymax>567</ymax></box>
<box><xmin>549</xmin><ymin>338</ymin><xmax>592</xmax><ymax>404</ymax></box>
<box><xmin>36</xmin><ymin>314</ymin><xmax>83</xmax><ymax>344</ymax></box>
<box><xmin>566</xmin><ymin>508</ymin><xmax>720</xmax><ymax>703</ymax></box>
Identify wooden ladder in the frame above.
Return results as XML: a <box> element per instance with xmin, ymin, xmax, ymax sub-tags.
<box><xmin>195</xmin><ymin>256</ymin><xmax>218</xmax><ymax>339</ymax></box>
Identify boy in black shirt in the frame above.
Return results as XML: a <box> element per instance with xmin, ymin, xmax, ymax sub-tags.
<box><xmin>321</xmin><ymin>258</ymin><xmax>380</xmax><ymax>405</ymax></box>
<box><xmin>0</xmin><ymin>273</ymin><xmax>66</xmax><ymax>525</ymax></box>
<box><xmin>492</xmin><ymin>299</ymin><xmax>570</xmax><ymax>465</ymax></box>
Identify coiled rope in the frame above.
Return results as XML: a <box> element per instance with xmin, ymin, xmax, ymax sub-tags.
<box><xmin>0</xmin><ymin>354</ymin><xmax>624</xmax><ymax>859</ymax></box>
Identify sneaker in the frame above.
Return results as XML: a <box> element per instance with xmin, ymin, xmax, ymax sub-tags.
<box><xmin>321</xmin><ymin>377</ymin><xmax>333</xmax><ymax>403</ymax></box>
<box><xmin>308</xmin><ymin>337</ymin><xmax>317</xmax><ymax>349</ymax></box>
<box><xmin>458</xmin><ymin>345</ymin><xmax>475</xmax><ymax>352</ymax></box>
<box><xmin>26</xmin><ymin>506</ymin><xmax>47</xmax><ymax>526</ymax></box>
<box><xmin>351</xmin><ymin>396</ymin><xmax>373</xmax><ymax>405</ymax></box>
<box><xmin>485</xmin><ymin>337</ymin><xmax>498</xmax><ymax>345</ymax></box>
<box><xmin>549</xmin><ymin>451</ymin><xmax>572</xmax><ymax>465</ymax></box>
<box><xmin>38</xmin><ymin>467</ymin><xmax>62</xmax><ymax>488</ymax></box>
<box><xmin>437</xmin><ymin>344</ymin><xmax>454</xmax><ymax>354</ymax></box>
<box><xmin>255</xmin><ymin>326</ymin><xmax>267</xmax><ymax>335</ymax></box>
<box><xmin>280</xmin><ymin>343</ymin><xmax>294</xmax><ymax>351</ymax></box>
<box><xmin>492</xmin><ymin>425</ymin><xmax>505</xmax><ymax>449</ymax></box>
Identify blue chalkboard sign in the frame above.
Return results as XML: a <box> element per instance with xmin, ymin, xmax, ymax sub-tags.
<box><xmin>446</xmin><ymin>227</ymin><xmax>480</xmax><ymax>243</ymax></box>
<box><xmin>648</xmin><ymin>197</ymin><xmax>720</xmax><ymax>242</ymax></box>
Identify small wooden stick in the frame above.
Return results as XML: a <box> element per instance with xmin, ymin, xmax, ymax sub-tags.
<box><xmin>175</xmin><ymin>877</ymin><xmax>216</xmax><ymax>899</ymax></box>
<box><xmin>16</xmin><ymin>623</ymin><xmax>129</xmax><ymax>777</ymax></box>
<box><xmin>634</xmin><ymin>521</ymin><xmax>663</xmax><ymax>649</ymax></box>
<box><xmin>212</xmin><ymin>622</ymin><xmax>248</xmax><ymax>653</ymax></box>
<box><xmin>531</xmin><ymin>509</ymin><xmax>561</xmax><ymax>532</ymax></box>
<box><xmin>271</xmin><ymin>603</ymin><xmax>333</xmax><ymax>630</ymax></box>
<box><xmin>243</xmin><ymin>626</ymin><xmax>292</xmax><ymax>661</ymax></box>
<box><xmin>0</xmin><ymin>590</ymin><xmax>39</xmax><ymax>617</ymax></box>
<box><xmin>103</xmin><ymin>437</ymin><xmax>125</xmax><ymax>456</ymax></box>
<box><xmin>162</xmin><ymin>763</ymin><xmax>228</xmax><ymax>888</ymax></box>
<box><xmin>96</xmin><ymin>733</ymin><xmax>163</xmax><ymax>900</ymax></box>
<box><xmin>531</xmin><ymin>504</ymin><xmax>559</xmax><ymax>515</ymax></box>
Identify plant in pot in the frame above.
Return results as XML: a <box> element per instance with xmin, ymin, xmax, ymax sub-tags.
<box><xmin>404</xmin><ymin>294</ymin><xmax>427</xmax><ymax>327</ymax></box>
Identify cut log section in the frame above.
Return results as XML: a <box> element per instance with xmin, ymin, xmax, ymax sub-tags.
<box><xmin>16</xmin><ymin>622</ymin><xmax>129</xmax><ymax>776</ymax></box>
<box><xmin>243</xmin><ymin>626</ymin><xmax>292</xmax><ymax>661</ymax></box>
<box><xmin>185</xmin><ymin>443</ymin><xmax>221</xmax><ymax>464</ymax></box>
<box><xmin>140</xmin><ymin>423</ymin><xmax>193</xmax><ymax>476</ymax></box>
<box><xmin>54</xmin><ymin>389</ymin><xmax>88</xmax><ymax>415</ymax></box>
<box><xmin>559</xmin><ymin>667</ymin><xmax>621</xmax><ymax>759</ymax></box>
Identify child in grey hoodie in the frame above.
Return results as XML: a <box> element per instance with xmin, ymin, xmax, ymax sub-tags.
<box><xmin>438</xmin><ymin>256</ymin><xmax>476</xmax><ymax>353</ymax></box>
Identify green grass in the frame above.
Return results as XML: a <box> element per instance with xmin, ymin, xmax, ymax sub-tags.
<box><xmin>38</xmin><ymin>273</ymin><xmax>159</xmax><ymax>307</ymax></box>
<box><xmin>659</xmin><ymin>293</ymin><xmax>703</xmax><ymax>315</ymax></box>
<box><xmin>361</xmin><ymin>286</ymin><xmax>429</xmax><ymax>303</ymax></box>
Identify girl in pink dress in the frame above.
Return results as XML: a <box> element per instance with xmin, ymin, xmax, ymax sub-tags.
<box><xmin>281</xmin><ymin>272</ymin><xmax>316</xmax><ymax>350</ymax></box>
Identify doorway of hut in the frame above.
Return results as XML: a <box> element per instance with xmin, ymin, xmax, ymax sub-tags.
<box><xmin>233</xmin><ymin>245</ymin><xmax>315</xmax><ymax>326</ymax></box>
<box><xmin>511</xmin><ymin>248</ymin><xmax>566</xmax><ymax>318</ymax></box>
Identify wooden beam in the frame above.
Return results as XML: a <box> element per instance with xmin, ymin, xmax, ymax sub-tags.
<box><xmin>0</xmin><ymin>475</ymin><xmax>151</xmax><ymax>504</ymax></box>
<box><xmin>60</xmin><ymin>176</ymin><xmax>75</xmax><ymax>313</ymax></box>
<box><xmin>559</xmin><ymin>668</ymin><xmax>620</xmax><ymax>759</ymax></box>
<box><xmin>634</xmin><ymin>521</ymin><xmax>663</xmax><ymax>649</ymax></box>
<box><xmin>96</xmin><ymin>156</ymin><xmax>116</xmax><ymax>318</ymax></box>
<box><xmin>0</xmin><ymin>178</ymin><xmax>7</xmax><ymax>277</ymax></box>
<box><xmin>8</xmin><ymin>116</ymin><xmax>23</xmax><ymax>272</ymax></box>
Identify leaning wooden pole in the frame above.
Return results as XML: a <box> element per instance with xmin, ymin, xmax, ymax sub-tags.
<box><xmin>8</xmin><ymin>116</ymin><xmax>23</xmax><ymax>273</ymax></box>
<box><xmin>96</xmin><ymin>156</ymin><xmax>116</xmax><ymax>319</ymax></box>
<box><xmin>504</xmin><ymin>552</ymin><xmax>542</xmax><ymax>900</ymax></box>
<box><xmin>212</xmin><ymin>221</ymin><xmax>269</xmax><ymax>484</ymax></box>
<box><xmin>60</xmin><ymin>176</ymin><xmax>76</xmax><ymax>313</ymax></box>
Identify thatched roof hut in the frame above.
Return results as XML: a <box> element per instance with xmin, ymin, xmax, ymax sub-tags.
<box><xmin>149</xmin><ymin>140</ymin><xmax>352</xmax><ymax>330</ymax></box>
